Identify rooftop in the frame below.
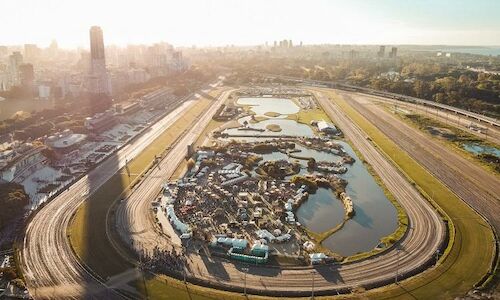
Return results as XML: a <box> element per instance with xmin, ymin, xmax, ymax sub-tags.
<box><xmin>47</xmin><ymin>131</ymin><xmax>87</xmax><ymax>149</ymax></box>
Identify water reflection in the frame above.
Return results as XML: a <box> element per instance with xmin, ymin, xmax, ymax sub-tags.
<box><xmin>463</xmin><ymin>143</ymin><xmax>500</xmax><ymax>158</ymax></box>
<box><xmin>237</xmin><ymin>97</ymin><xmax>300</xmax><ymax>115</ymax></box>
<box><xmin>224</xmin><ymin>116</ymin><xmax>314</xmax><ymax>137</ymax></box>
<box><xmin>221</xmin><ymin>97</ymin><xmax>398</xmax><ymax>256</ymax></box>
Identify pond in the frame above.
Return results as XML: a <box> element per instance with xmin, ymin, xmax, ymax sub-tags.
<box><xmin>220</xmin><ymin>97</ymin><xmax>399</xmax><ymax>256</ymax></box>
<box><xmin>463</xmin><ymin>143</ymin><xmax>500</xmax><ymax>158</ymax></box>
<box><xmin>222</xmin><ymin>97</ymin><xmax>313</xmax><ymax>137</ymax></box>
<box><xmin>237</xmin><ymin>97</ymin><xmax>300</xmax><ymax>115</ymax></box>
<box><xmin>223</xmin><ymin>116</ymin><xmax>314</xmax><ymax>137</ymax></box>
<box><xmin>252</xmin><ymin>142</ymin><xmax>398</xmax><ymax>256</ymax></box>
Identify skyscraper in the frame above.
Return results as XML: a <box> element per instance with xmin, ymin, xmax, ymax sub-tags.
<box><xmin>88</xmin><ymin>26</ymin><xmax>111</xmax><ymax>96</ymax></box>
<box><xmin>389</xmin><ymin>47</ymin><xmax>398</xmax><ymax>58</ymax></box>
<box><xmin>24</xmin><ymin>44</ymin><xmax>40</xmax><ymax>63</ymax></box>
<box><xmin>8</xmin><ymin>51</ymin><xmax>23</xmax><ymax>87</ymax></box>
<box><xmin>19</xmin><ymin>63</ymin><xmax>34</xmax><ymax>88</ymax></box>
<box><xmin>377</xmin><ymin>45</ymin><xmax>385</xmax><ymax>58</ymax></box>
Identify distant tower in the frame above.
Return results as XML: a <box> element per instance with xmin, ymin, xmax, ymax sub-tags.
<box><xmin>89</xmin><ymin>26</ymin><xmax>111</xmax><ymax>96</ymax></box>
<box><xmin>8</xmin><ymin>51</ymin><xmax>23</xmax><ymax>87</ymax></box>
<box><xmin>389</xmin><ymin>47</ymin><xmax>398</xmax><ymax>58</ymax></box>
<box><xmin>19</xmin><ymin>63</ymin><xmax>34</xmax><ymax>88</ymax></box>
<box><xmin>24</xmin><ymin>44</ymin><xmax>40</xmax><ymax>63</ymax></box>
<box><xmin>90</xmin><ymin>26</ymin><xmax>106</xmax><ymax>75</ymax></box>
<box><xmin>378</xmin><ymin>45</ymin><xmax>385</xmax><ymax>58</ymax></box>
<box><xmin>48</xmin><ymin>39</ymin><xmax>59</xmax><ymax>57</ymax></box>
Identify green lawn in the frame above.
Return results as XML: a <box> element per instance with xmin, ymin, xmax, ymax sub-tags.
<box><xmin>286</xmin><ymin>108</ymin><xmax>332</xmax><ymax>127</ymax></box>
<box><xmin>323</xmin><ymin>89</ymin><xmax>495</xmax><ymax>299</ymax></box>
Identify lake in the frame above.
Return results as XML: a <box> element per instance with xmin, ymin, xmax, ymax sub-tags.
<box><xmin>224</xmin><ymin>97</ymin><xmax>399</xmax><ymax>256</ymax></box>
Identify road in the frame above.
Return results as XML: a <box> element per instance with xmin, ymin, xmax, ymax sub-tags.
<box><xmin>115</xmin><ymin>89</ymin><xmax>233</xmax><ymax>254</ymax></box>
<box><xmin>354</xmin><ymin>92</ymin><xmax>500</xmax><ymax>145</ymax></box>
<box><xmin>113</xmin><ymin>88</ymin><xmax>446</xmax><ymax>296</ymax></box>
<box><xmin>19</xmin><ymin>85</ymin><xmax>221</xmax><ymax>299</ymax></box>
<box><xmin>338</xmin><ymin>90</ymin><xmax>500</xmax><ymax>232</ymax></box>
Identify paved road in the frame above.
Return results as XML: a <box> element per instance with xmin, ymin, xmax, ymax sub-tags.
<box><xmin>353</xmin><ymin>92</ymin><xmax>500</xmax><ymax>145</ymax></box>
<box><xmin>339</xmin><ymin>90</ymin><xmax>500</xmax><ymax>232</ymax></box>
<box><xmin>114</xmin><ymin>88</ymin><xmax>445</xmax><ymax>296</ymax></box>
<box><xmin>19</xmin><ymin>85</ymin><xmax>221</xmax><ymax>299</ymax></box>
<box><xmin>115</xmin><ymin>89</ymin><xmax>233</xmax><ymax>254</ymax></box>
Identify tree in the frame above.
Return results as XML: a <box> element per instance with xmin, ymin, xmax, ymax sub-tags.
<box><xmin>413</xmin><ymin>80</ymin><xmax>428</xmax><ymax>98</ymax></box>
<box><xmin>0</xmin><ymin>183</ymin><xmax>29</xmax><ymax>231</ymax></box>
<box><xmin>186</xmin><ymin>158</ymin><xmax>196</xmax><ymax>170</ymax></box>
<box><xmin>307</xmin><ymin>158</ymin><xmax>316</xmax><ymax>169</ymax></box>
<box><xmin>0</xmin><ymin>267</ymin><xmax>18</xmax><ymax>280</ymax></box>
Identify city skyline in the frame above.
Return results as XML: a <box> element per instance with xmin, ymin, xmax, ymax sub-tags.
<box><xmin>2</xmin><ymin>0</ymin><xmax>500</xmax><ymax>48</ymax></box>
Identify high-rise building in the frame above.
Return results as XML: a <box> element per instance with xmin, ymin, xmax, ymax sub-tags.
<box><xmin>48</xmin><ymin>39</ymin><xmax>59</xmax><ymax>58</ymax></box>
<box><xmin>90</xmin><ymin>26</ymin><xmax>106</xmax><ymax>74</ymax></box>
<box><xmin>88</xmin><ymin>26</ymin><xmax>111</xmax><ymax>96</ymax></box>
<box><xmin>24</xmin><ymin>44</ymin><xmax>40</xmax><ymax>63</ymax></box>
<box><xmin>0</xmin><ymin>46</ymin><xmax>9</xmax><ymax>58</ymax></box>
<box><xmin>8</xmin><ymin>51</ymin><xmax>23</xmax><ymax>87</ymax></box>
<box><xmin>349</xmin><ymin>50</ymin><xmax>359</xmax><ymax>59</ymax></box>
<box><xmin>377</xmin><ymin>45</ymin><xmax>385</xmax><ymax>58</ymax></box>
<box><xmin>389</xmin><ymin>47</ymin><xmax>398</xmax><ymax>58</ymax></box>
<box><xmin>19</xmin><ymin>63</ymin><xmax>34</xmax><ymax>88</ymax></box>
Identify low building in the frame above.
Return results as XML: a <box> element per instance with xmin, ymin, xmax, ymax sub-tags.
<box><xmin>166</xmin><ymin>205</ymin><xmax>191</xmax><ymax>236</ymax></box>
<box><xmin>309</xmin><ymin>253</ymin><xmax>327</xmax><ymax>265</ymax></box>
<box><xmin>317</xmin><ymin>121</ymin><xmax>337</xmax><ymax>133</ymax></box>
<box><xmin>0</xmin><ymin>143</ymin><xmax>46</xmax><ymax>182</ymax></box>
<box><xmin>216</xmin><ymin>237</ymin><xmax>248</xmax><ymax>250</ymax></box>
<box><xmin>45</xmin><ymin>129</ymin><xmax>87</xmax><ymax>155</ymax></box>
<box><xmin>228</xmin><ymin>247</ymin><xmax>268</xmax><ymax>264</ymax></box>
<box><xmin>256</xmin><ymin>229</ymin><xmax>276</xmax><ymax>243</ymax></box>
<box><xmin>84</xmin><ymin>110</ymin><xmax>117</xmax><ymax>133</ymax></box>
<box><xmin>114</xmin><ymin>101</ymin><xmax>142</xmax><ymax>116</ymax></box>
<box><xmin>250</xmin><ymin>243</ymin><xmax>269</xmax><ymax>256</ymax></box>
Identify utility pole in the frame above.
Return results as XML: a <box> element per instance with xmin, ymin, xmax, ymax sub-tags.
<box><xmin>242</xmin><ymin>266</ymin><xmax>249</xmax><ymax>297</ymax></box>
<box><xmin>182</xmin><ymin>245</ymin><xmax>187</xmax><ymax>285</ymax></box>
<box><xmin>395</xmin><ymin>247</ymin><xmax>401</xmax><ymax>284</ymax></box>
<box><xmin>139</xmin><ymin>244</ymin><xmax>149</xmax><ymax>300</ymax></box>
<box><xmin>311</xmin><ymin>271</ymin><xmax>315</xmax><ymax>299</ymax></box>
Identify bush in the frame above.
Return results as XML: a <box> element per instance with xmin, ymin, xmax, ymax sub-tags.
<box><xmin>0</xmin><ymin>267</ymin><xmax>18</xmax><ymax>280</ymax></box>
<box><xmin>11</xmin><ymin>278</ymin><xmax>26</xmax><ymax>289</ymax></box>
<box><xmin>186</xmin><ymin>158</ymin><xmax>196</xmax><ymax>170</ymax></box>
<box><xmin>291</xmin><ymin>175</ymin><xmax>318</xmax><ymax>192</ymax></box>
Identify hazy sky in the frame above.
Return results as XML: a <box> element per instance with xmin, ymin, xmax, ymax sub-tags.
<box><xmin>2</xmin><ymin>0</ymin><xmax>500</xmax><ymax>48</ymax></box>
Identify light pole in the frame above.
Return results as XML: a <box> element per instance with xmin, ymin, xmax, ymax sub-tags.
<box><xmin>182</xmin><ymin>250</ymin><xmax>187</xmax><ymax>285</ymax></box>
<box><xmin>395</xmin><ymin>246</ymin><xmax>401</xmax><ymax>285</ymax></box>
<box><xmin>242</xmin><ymin>266</ymin><xmax>249</xmax><ymax>296</ymax></box>
<box><xmin>311</xmin><ymin>270</ymin><xmax>315</xmax><ymax>299</ymax></box>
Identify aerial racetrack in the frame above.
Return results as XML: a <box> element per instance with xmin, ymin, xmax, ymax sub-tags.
<box><xmin>19</xmin><ymin>84</ymin><xmax>497</xmax><ymax>299</ymax></box>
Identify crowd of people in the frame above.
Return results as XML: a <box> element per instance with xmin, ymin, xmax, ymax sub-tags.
<box><xmin>140</xmin><ymin>246</ymin><xmax>188</xmax><ymax>275</ymax></box>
